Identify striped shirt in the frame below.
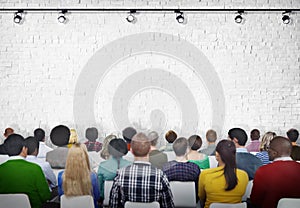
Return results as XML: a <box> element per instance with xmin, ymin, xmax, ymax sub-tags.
<box><xmin>109</xmin><ymin>161</ymin><xmax>174</xmax><ymax>208</ymax></box>
<box><xmin>256</xmin><ymin>151</ymin><xmax>271</xmax><ymax>165</ymax></box>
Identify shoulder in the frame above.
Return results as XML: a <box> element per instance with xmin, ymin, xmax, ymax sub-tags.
<box><xmin>236</xmin><ymin>169</ymin><xmax>248</xmax><ymax>178</ymax></box>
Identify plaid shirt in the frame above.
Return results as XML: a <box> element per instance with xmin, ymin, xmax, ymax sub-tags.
<box><xmin>109</xmin><ymin>161</ymin><xmax>175</xmax><ymax>208</ymax></box>
<box><xmin>84</xmin><ymin>141</ymin><xmax>102</xmax><ymax>152</ymax></box>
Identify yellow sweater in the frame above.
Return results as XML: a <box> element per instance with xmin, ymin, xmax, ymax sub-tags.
<box><xmin>199</xmin><ymin>166</ymin><xmax>248</xmax><ymax>208</ymax></box>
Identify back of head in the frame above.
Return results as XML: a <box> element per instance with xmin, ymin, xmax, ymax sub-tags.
<box><xmin>259</xmin><ymin>131</ymin><xmax>276</xmax><ymax>151</ymax></box>
<box><xmin>173</xmin><ymin>137</ymin><xmax>188</xmax><ymax>156</ymax></box>
<box><xmin>122</xmin><ymin>127</ymin><xmax>137</xmax><ymax>143</ymax></box>
<box><xmin>108</xmin><ymin>138</ymin><xmax>128</xmax><ymax>158</ymax></box>
<box><xmin>4</xmin><ymin>127</ymin><xmax>14</xmax><ymax>138</ymax></box>
<box><xmin>286</xmin><ymin>128</ymin><xmax>299</xmax><ymax>143</ymax></box>
<box><xmin>148</xmin><ymin>131</ymin><xmax>159</xmax><ymax>146</ymax></box>
<box><xmin>131</xmin><ymin>132</ymin><xmax>151</xmax><ymax>157</ymax></box>
<box><xmin>165</xmin><ymin>130</ymin><xmax>177</xmax><ymax>144</ymax></box>
<box><xmin>216</xmin><ymin>140</ymin><xmax>237</xmax><ymax>191</ymax></box>
<box><xmin>188</xmin><ymin>135</ymin><xmax>202</xmax><ymax>150</ymax></box>
<box><xmin>64</xmin><ymin>143</ymin><xmax>91</xmax><ymax>196</ymax></box>
<box><xmin>4</xmin><ymin>134</ymin><xmax>25</xmax><ymax>156</ymax></box>
<box><xmin>25</xmin><ymin>136</ymin><xmax>40</xmax><ymax>155</ymax></box>
<box><xmin>34</xmin><ymin>128</ymin><xmax>45</xmax><ymax>142</ymax></box>
<box><xmin>206</xmin><ymin>129</ymin><xmax>217</xmax><ymax>143</ymax></box>
<box><xmin>269</xmin><ymin>136</ymin><xmax>292</xmax><ymax>160</ymax></box>
<box><xmin>101</xmin><ymin>134</ymin><xmax>117</xmax><ymax>159</ymax></box>
<box><xmin>50</xmin><ymin>125</ymin><xmax>70</xmax><ymax>146</ymax></box>
<box><xmin>69</xmin><ymin>129</ymin><xmax>78</xmax><ymax>144</ymax></box>
<box><xmin>228</xmin><ymin>128</ymin><xmax>248</xmax><ymax>146</ymax></box>
<box><xmin>85</xmin><ymin>127</ymin><xmax>98</xmax><ymax>142</ymax></box>
<box><xmin>250</xmin><ymin>129</ymin><xmax>260</xmax><ymax>141</ymax></box>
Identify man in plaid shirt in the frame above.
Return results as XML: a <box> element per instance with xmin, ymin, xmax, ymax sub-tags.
<box><xmin>109</xmin><ymin>132</ymin><xmax>174</xmax><ymax>208</ymax></box>
<box><xmin>84</xmin><ymin>127</ymin><xmax>102</xmax><ymax>152</ymax></box>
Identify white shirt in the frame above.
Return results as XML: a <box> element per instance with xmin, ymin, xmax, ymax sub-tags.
<box><xmin>37</xmin><ymin>142</ymin><xmax>53</xmax><ymax>158</ymax></box>
<box><xmin>274</xmin><ymin>156</ymin><xmax>293</xmax><ymax>161</ymax></box>
<box><xmin>26</xmin><ymin>155</ymin><xmax>57</xmax><ymax>188</ymax></box>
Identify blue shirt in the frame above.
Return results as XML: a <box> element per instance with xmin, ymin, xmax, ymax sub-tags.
<box><xmin>58</xmin><ymin>171</ymin><xmax>100</xmax><ymax>208</ymax></box>
<box><xmin>256</xmin><ymin>151</ymin><xmax>271</xmax><ymax>165</ymax></box>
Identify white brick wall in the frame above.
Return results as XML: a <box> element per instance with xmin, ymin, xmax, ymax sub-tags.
<box><xmin>0</xmin><ymin>0</ymin><xmax>299</xmax><ymax>146</ymax></box>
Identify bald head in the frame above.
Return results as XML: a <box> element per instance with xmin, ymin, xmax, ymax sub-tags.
<box><xmin>268</xmin><ymin>136</ymin><xmax>292</xmax><ymax>161</ymax></box>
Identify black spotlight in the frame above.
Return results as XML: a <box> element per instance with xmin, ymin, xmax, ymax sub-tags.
<box><xmin>175</xmin><ymin>10</ymin><xmax>185</xmax><ymax>24</ymax></box>
<box><xmin>14</xmin><ymin>10</ymin><xmax>23</xmax><ymax>24</ymax></box>
<box><xmin>58</xmin><ymin>10</ymin><xmax>68</xmax><ymax>24</ymax></box>
<box><xmin>126</xmin><ymin>10</ymin><xmax>136</xmax><ymax>23</ymax></box>
<box><xmin>282</xmin><ymin>12</ymin><xmax>291</xmax><ymax>24</ymax></box>
<box><xmin>234</xmin><ymin>10</ymin><xmax>244</xmax><ymax>24</ymax></box>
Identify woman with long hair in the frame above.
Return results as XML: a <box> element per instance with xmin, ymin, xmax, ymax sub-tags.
<box><xmin>97</xmin><ymin>138</ymin><xmax>131</xmax><ymax>202</ymax></box>
<box><xmin>256</xmin><ymin>131</ymin><xmax>276</xmax><ymax>165</ymax></box>
<box><xmin>58</xmin><ymin>143</ymin><xmax>100</xmax><ymax>208</ymax></box>
<box><xmin>198</xmin><ymin>140</ymin><xmax>248</xmax><ymax>208</ymax></box>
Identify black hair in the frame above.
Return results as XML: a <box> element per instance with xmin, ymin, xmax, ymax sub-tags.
<box><xmin>122</xmin><ymin>127</ymin><xmax>137</xmax><ymax>143</ymax></box>
<box><xmin>188</xmin><ymin>135</ymin><xmax>203</xmax><ymax>150</ymax></box>
<box><xmin>34</xmin><ymin>128</ymin><xmax>45</xmax><ymax>142</ymax></box>
<box><xmin>25</xmin><ymin>136</ymin><xmax>40</xmax><ymax>155</ymax></box>
<box><xmin>4</xmin><ymin>134</ymin><xmax>25</xmax><ymax>156</ymax></box>
<box><xmin>50</xmin><ymin>125</ymin><xmax>70</xmax><ymax>146</ymax></box>
<box><xmin>108</xmin><ymin>138</ymin><xmax>128</xmax><ymax>169</ymax></box>
<box><xmin>228</xmin><ymin>128</ymin><xmax>248</xmax><ymax>146</ymax></box>
<box><xmin>286</xmin><ymin>129</ymin><xmax>299</xmax><ymax>142</ymax></box>
<box><xmin>216</xmin><ymin>140</ymin><xmax>237</xmax><ymax>191</ymax></box>
<box><xmin>85</xmin><ymin>127</ymin><xmax>98</xmax><ymax>142</ymax></box>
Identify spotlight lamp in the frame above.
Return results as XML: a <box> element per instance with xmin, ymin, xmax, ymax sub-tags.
<box><xmin>175</xmin><ymin>10</ymin><xmax>185</xmax><ymax>24</ymax></box>
<box><xmin>13</xmin><ymin>10</ymin><xmax>23</xmax><ymax>24</ymax></box>
<box><xmin>126</xmin><ymin>10</ymin><xmax>136</xmax><ymax>23</ymax></box>
<box><xmin>58</xmin><ymin>10</ymin><xmax>68</xmax><ymax>23</ymax></box>
<box><xmin>234</xmin><ymin>10</ymin><xmax>244</xmax><ymax>24</ymax></box>
<box><xmin>282</xmin><ymin>11</ymin><xmax>291</xmax><ymax>24</ymax></box>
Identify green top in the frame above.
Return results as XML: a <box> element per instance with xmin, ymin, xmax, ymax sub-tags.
<box><xmin>189</xmin><ymin>155</ymin><xmax>210</xmax><ymax>169</ymax></box>
<box><xmin>0</xmin><ymin>159</ymin><xmax>51</xmax><ymax>208</ymax></box>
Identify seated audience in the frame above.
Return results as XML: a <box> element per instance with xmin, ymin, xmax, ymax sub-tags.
<box><xmin>0</xmin><ymin>127</ymin><xmax>14</xmax><ymax>151</ymax></box>
<box><xmin>200</xmin><ymin>129</ymin><xmax>217</xmax><ymax>156</ymax></box>
<box><xmin>97</xmin><ymin>138</ymin><xmax>131</xmax><ymax>201</ymax></box>
<box><xmin>286</xmin><ymin>128</ymin><xmax>300</xmax><ymax>161</ymax></box>
<box><xmin>251</xmin><ymin>136</ymin><xmax>300</xmax><ymax>208</ymax></box>
<box><xmin>122</xmin><ymin>126</ymin><xmax>137</xmax><ymax>150</ymax></box>
<box><xmin>160</xmin><ymin>130</ymin><xmax>177</xmax><ymax>151</ymax></box>
<box><xmin>162</xmin><ymin>137</ymin><xmax>200</xmax><ymax>199</ymax></box>
<box><xmin>199</xmin><ymin>140</ymin><xmax>248</xmax><ymax>208</ymax></box>
<box><xmin>255</xmin><ymin>131</ymin><xmax>276</xmax><ymax>165</ymax></box>
<box><xmin>228</xmin><ymin>128</ymin><xmax>263</xmax><ymax>180</ymax></box>
<box><xmin>148</xmin><ymin>131</ymin><xmax>168</xmax><ymax>169</ymax></box>
<box><xmin>46</xmin><ymin>125</ymin><xmax>70</xmax><ymax>169</ymax></box>
<box><xmin>187</xmin><ymin>135</ymin><xmax>210</xmax><ymax>169</ymax></box>
<box><xmin>58</xmin><ymin>143</ymin><xmax>100</xmax><ymax>208</ymax></box>
<box><xmin>109</xmin><ymin>132</ymin><xmax>174</xmax><ymax>208</ymax></box>
<box><xmin>0</xmin><ymin>134</ymin><xmax>51</xmax><ymax>208</ymax></box>
<box><xmin>25</xmin><ymin>136</ymin><xmax>57</xmax><ymax>190</ymax></box>
<box><xmin>246</xmin><ymin>129</ymin><xmax>261</xmax><ymax>152</ymax></box>
<box><xmin>34</xmin><ymin>128</ymin><xmax>53</xmax><ymax>158</ymax></box>
<box><xmin>84</xmin><ymin>127</ymin><xmax>102</xmax><ymax>152</ymax></box>
<box><xmin>100</xmin><ymin>134</ymin><xmax>117</xmax><ymax>160</ymax></box>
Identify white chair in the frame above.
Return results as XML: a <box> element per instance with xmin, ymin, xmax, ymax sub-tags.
<box><xmin>88</xmin><ymin>151</ymin><xmax>104</xmax><ymax>169</ymax></box>
<box><xmin>103</xmin><ymin>180</ymin><xmax>114</xmax><ymax>207</ymax></box>
<box><xmin>60</xmin><ymin>195</ymin><xmax>94</xmax><ymax>208</ymax></box>
<box><xmin>242</xmin><ymin>180</ymin><xmax>253</xmax><ymax>201</ymax></box>
<box><xmin>170</xmin><ymin>181</ymin><xmax>196</xmax><ymax>207</ymax></box>
<box><xmin>208</xmin><ymin>156</ymin><xmax>218</xmax><ymax>168</ymax></box>
<box><xmin>0</xmin><ymin>193</ymin><xmax>31</xmax><ymax>208</ymax></box>
<box><xmin>125</xmin><ymin>201</ymin><xmax>160</xmax><ymax>208</ymax></box>
<box><xmin>277</xmin><ymin>198</ymin><xmax>300</xmax><ymax>208</ymax></box>
<box><xmin>209</xmin><ymin>202</ymin><xmax>247</xmax><ymax>208</ymax></box>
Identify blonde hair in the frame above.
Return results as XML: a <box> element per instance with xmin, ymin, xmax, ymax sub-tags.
<box><xmin>68</xmin><ymin>129</ymin><xmax>79</xmax><ymax>148</ymax></box>
<box><xmin>100</xmin><ymin>134</ymin><xmax>117</xmax><ymax>159</ymax></box>
<box><xmin>63</xmin><ymin>143</ymin><xmax>92</xmax><ymax>196</ymax></box>
<box><xmin>259</xmin><ymin>132</ymin><xmax>276</xmax><ymax>151</ymax></box>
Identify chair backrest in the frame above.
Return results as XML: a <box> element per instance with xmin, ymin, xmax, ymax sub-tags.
<box><xmin>209</xmin><ymin>202</ymin><xmax>247</xmax><ymax>208</ymax></box>
<box><xmin>103</xmin><ymin>180</ymin><xmax>114</xmax><ymax>206</ymax></box>
<box><xmin>169</xmin><ymin>181</ymin><xmax>196</xmax><ymax>207</ymax></box>
<box><xmin>60</xmin><ymin>195</ymin><xmax>94</xmax><ymax>208</ymax></box>
<box><xmin>0</xmin><ymin>193</ymin><xmax>31</xmax><ymax>208</ymax></box>
<box><xmin>125</xmin><ymin>201</ymin><xmax>160</xmax><ymax>208</ymax></box>
<box><xmin>277</xmin><ymin>198</ymin><xmax>300</xmax><ymax>208</ymax></box>
<box><xmin>242</xmin><ymin>180</ymin><xmax>253</xmax><ymax>201</ymax></box>
<box><xmin>165</xmin><ymin>151</ymin><xmax>176</xmax><ymax>161</ymax></box>
<box><xmin>208</xmin><ymin>156</ymin><xmax>218</xmax><ymax>168</ymax></box>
